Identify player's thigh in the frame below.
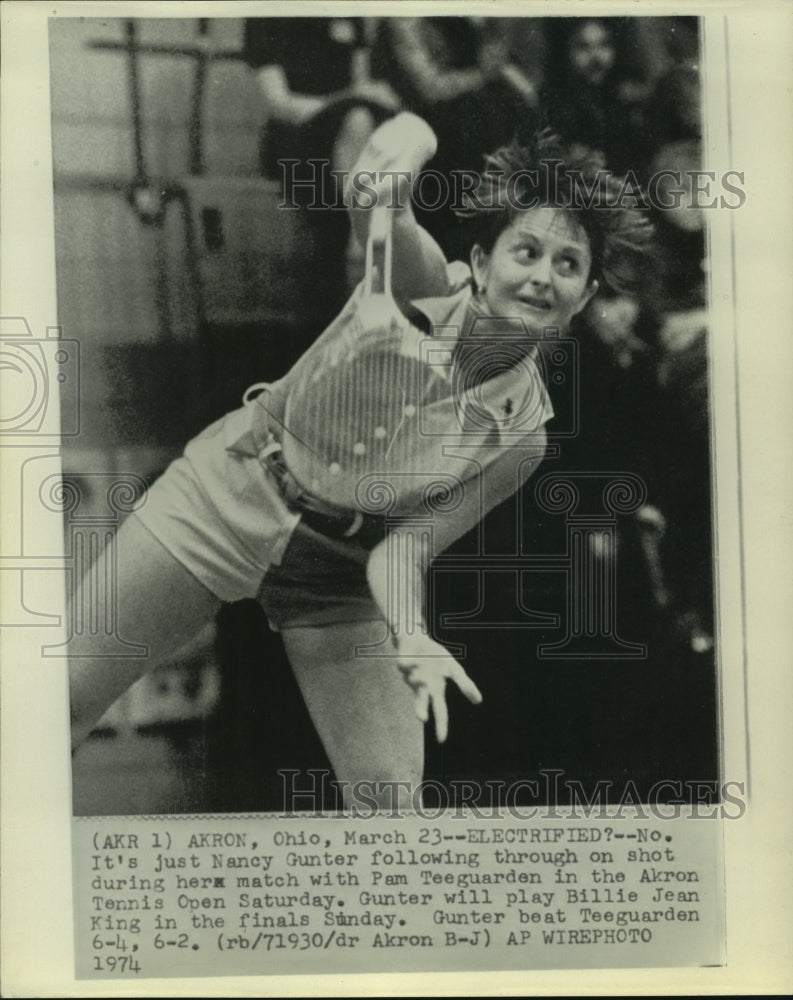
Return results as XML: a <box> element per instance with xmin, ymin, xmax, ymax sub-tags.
<box><xmin>69</xmin><ymin>513</ymin><xmax>221</xmax><ymax>743</ymax></box>
<box><xmin>282</xmin><ymin>620</ymin><xmax>424</xmax><ymax>797</ymax></box>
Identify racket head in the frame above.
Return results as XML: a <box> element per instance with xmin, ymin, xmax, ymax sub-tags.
<box><xmin>281</xmin><ymin>312</ymin><xmax>449</xmax><ymax>511</ymax></box>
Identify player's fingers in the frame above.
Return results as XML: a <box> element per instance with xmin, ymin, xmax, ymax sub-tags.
<box><xmin>431</xmin><ymin>686</ymin><xmax>449</xmax><ymax>744</ymax></box>
<box><xmin>366</xmin><ymin>114</ymin><xmax>437</xmax><ymax>179</ymax></box>
<box><xmin>414</xmin><ymin>686</ymin><xmax>430</xmax><ymax>724</ymax></box>
<box><xmin>447</xmin><ymin>659</ymin><xmax>483</xmax><ymax>705</ymax></box>
<box><xmin>397</xmin><ymin>661</ymin><xmax>424</xmax><ymax>692</ymax></box>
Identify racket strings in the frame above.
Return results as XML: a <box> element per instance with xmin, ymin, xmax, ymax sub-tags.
<box><xmin>282</xmin><ymin>206</ymin><xmax>439</xmax><ymax>508</ymax></box>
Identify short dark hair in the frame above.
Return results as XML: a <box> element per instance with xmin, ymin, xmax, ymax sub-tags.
<box><xmin>454</xmin><ymin>130</ymin><xmax>654</xmax><ymax>294</ymax></box>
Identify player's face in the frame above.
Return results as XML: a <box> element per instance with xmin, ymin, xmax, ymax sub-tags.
<box><xmin>471</xmin><ymin>207</ymin><xmax>598</xmax><ymax>335</ymax></box>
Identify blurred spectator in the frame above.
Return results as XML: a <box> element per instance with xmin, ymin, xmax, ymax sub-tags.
<box><xmin>644</xmin><ymin>19</ymin><xmax>702</xmax><ymax>151</ymax></box>
<box><xmin>640</xmin><ymin>136</ymin><xmax>712</xmax><ymax>649</ymax></box>
<box><xmin>244</xmin><ymin>17</ymin><xmax>398</xmax><ymax>176</ymax></box>
<box><xmin>373</xmin><ymin>17</ymin><xmax>538</xmax><ymax>155</ymax></box>
<box><xmin>536</xmin><ymin>17</ymin><xmax>650</xmax><ymax>175</ymax></box>
<box><xmin>586</xmin><ymin>290</ymin><xmax>649</xmax><ymax>371</ymax></box>
<box><xmin>500</xmin><ymin>18</ymin><xmax>548</xmax><ymax>96</ymax></box>
<box><xmin>244</xmin><ymin>17</ymin><xmax>399</xmax><ymax>312</ymax></box>
<box><xmin>372</xmin><ymin>17</ymin><xmax>539</xmax><ymax>258</ymax></box>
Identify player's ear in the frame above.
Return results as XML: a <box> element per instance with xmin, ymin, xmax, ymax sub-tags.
<box><xmin>470</xmin><ymin>244</ymin><xmax>490</xmax><ymax>293</ymax></box>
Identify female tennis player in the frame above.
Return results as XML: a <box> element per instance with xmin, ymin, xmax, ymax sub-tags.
<box><xmin>69</xmin><ymin>113</ymin><xmax>650</xmax><ymax>808</ymax></box>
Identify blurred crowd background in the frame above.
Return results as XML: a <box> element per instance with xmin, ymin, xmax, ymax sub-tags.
<box><xmin>50</xmin><ymin>16</ymin><xmax>718</xmax><ymax>814</ymax></box>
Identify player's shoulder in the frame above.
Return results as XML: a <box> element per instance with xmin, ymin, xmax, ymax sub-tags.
<box><xmin>409</xmin><ymin>261</ymin><xmax>472</xmax><ymax>332</ymax></box>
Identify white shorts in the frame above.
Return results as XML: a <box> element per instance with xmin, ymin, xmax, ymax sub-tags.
<box><xmin>136</xmin><ymin>406</ymin><xmax>300</xmax><ymax>604</ymax></box>
<box><xmin>135</xmin><ymin>406</ymin><xmax>382</xmax><ymax>628</ymax></box>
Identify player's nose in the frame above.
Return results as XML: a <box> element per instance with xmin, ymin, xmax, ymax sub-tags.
<box><xmin>527</xmin><ymin>252</ymin><xmax>552</xmax><ymax>288</ymax></box>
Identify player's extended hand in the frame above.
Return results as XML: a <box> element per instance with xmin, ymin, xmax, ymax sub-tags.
<box><xmin>356</xmin><ymin>111</ymin><xmax>438</xmax><ymax>181</ymax></box>
<box><xmin>393</xmin><ymin>633</ymin><xmax>483</xmax><ymax>743</ymax></box>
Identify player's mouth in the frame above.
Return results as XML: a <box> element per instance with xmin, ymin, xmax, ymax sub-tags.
<box><xmin>517</xmin><ymin>295</ymin><xmax>554</xmax><ymax>312</ymax></box>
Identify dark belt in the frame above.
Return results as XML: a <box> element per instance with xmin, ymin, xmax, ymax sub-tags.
<box><xmin>260</xmin><ymin>438</ymin><xmax>386</xmax><ymax>549</ymax></box>
<box><xmin>242</xmin><ymin>383</ymin><xmax>387</xmax><ymax>548</ymax></box>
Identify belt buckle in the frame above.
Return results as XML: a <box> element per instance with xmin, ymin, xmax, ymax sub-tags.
<box><xmin>341</xmin><ymin>510</ymin><xmax>364</xmax><ymax>538</ymax></box>
<box><xmin>258</xmin><ymin>435</ymin><xmax>284</xmax><ymax>463</ymax></box>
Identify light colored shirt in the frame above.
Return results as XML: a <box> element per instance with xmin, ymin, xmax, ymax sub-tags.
<box><xmin>227</xmin><ymin>262</ymin><xmax>553</xmax><ymax>514</ymax></box>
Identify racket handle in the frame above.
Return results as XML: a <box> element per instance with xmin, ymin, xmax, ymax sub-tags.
<box><xmin>363</xmin><ymin>203</ymin><xmax>393</xmax><ymax>299</ymax></box>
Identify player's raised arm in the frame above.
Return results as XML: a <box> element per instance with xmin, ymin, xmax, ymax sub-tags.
<box><xmin>345</xmin><ymin>112</ymin><xmax>449</xmax><ymax>305</ymax></box>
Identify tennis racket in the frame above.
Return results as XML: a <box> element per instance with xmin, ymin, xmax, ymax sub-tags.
<box><xmin>280</xmin><ymin>204</ymin><xmax>451</xmax><ymax>512</ymax></box>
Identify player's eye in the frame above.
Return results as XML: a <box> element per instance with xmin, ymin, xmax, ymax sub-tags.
<box><xmin>514</xmin><ymin>244</ymin><xmax>538</xmax><ymax>263</ymax></box>
<box><xmin>556</xmin><ymin>253</ymin><xmax>582</xmax><ymax>275</ymax></box>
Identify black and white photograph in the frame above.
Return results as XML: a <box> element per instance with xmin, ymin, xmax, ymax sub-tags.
<box><xmin>55</xmin><ymin>12</ymin><xmax>721</xmax><ymax>815</ymax></box>
<box><xmin>1</xmin><ymin>1</ymin><xmax>792</xmax><ymax>995</ymax></box>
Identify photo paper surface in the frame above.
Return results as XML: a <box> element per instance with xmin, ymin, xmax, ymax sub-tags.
<box><xmin>1</xmin><ymin>2</ymin><xmax>791</xmax><ymax>996</ymax></box>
